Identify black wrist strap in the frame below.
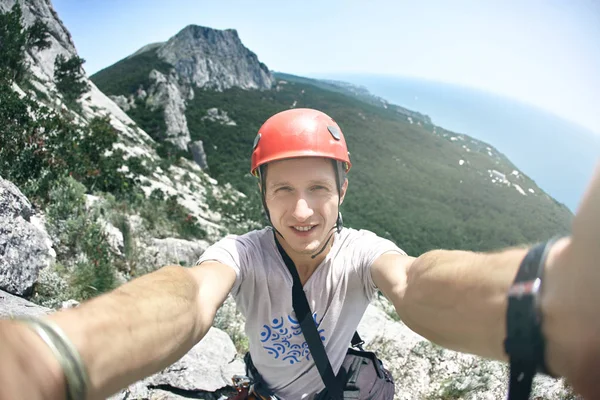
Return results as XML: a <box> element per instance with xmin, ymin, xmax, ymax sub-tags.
<box><xmin>504</xmin><ymin>238</ymin><xmax>558</xmax><ymax>400</ymax></box>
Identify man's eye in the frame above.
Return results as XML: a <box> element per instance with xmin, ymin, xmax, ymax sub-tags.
<box><xmin>311</xmin><ymin>186</ymin><xmax>328</xmax><ymax>191</ymax></box>
<box><xmin>276</xmin><ymin>187</ymin><xmax>292</xmax><ymax>193</ymax></box>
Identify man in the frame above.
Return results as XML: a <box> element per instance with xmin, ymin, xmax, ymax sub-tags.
<box><xmin>0</xmin><ymin>108</ymin><xmax>599</xmax><ymax>400</ymax></box>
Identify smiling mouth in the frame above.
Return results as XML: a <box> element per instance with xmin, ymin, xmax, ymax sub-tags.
<box><xmin>292</xmin><ymin>225</ymin><xmax>316</xmax><ymax>232</ymax></box>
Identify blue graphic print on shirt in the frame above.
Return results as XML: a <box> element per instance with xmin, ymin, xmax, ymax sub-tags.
<box><xmin>260</xmin><ymin>313</ymin><xmax>325</xmax><ymax>364</ymax></box>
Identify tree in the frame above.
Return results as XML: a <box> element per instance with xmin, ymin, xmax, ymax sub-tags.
<box><xmin>0</xmin><ymin>3</ymin><xmax>50</xmax><ymax>82</ymax></box>
<box><xmin>54</xmin><ymin>54</ymin><xmax>90</xmax><ymax>107</ymax></box>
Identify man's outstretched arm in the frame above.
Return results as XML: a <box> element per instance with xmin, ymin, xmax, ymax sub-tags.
<box><xmin>373</xmin><ymin>245</ymin><xmax>552</xmax><ymax>361</ymax></box>
<box><xmin>372</xmin><ymin>161</ymin><xmax>600</xmax><ymax>397</ymax></box>
<box><xmin>0</xmin><ymin>260</ymin><xmax>236</xmax><ymax>400</ymax></box>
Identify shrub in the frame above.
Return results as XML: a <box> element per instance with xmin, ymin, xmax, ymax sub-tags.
<box><xmin>43</xmin><ymin>176</ymin><xmax>118</xmax><ymax>301</ymax></box>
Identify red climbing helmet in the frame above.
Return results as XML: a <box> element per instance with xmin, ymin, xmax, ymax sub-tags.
<box><xmin>250</xmin><ymin>108</ymin><xmax>352</xmax><ymax>176</ymax></box>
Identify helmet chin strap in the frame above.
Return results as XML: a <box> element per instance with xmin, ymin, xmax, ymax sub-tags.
<box><xmin>309</xmin><ymin>211</ymin><xmax>343</xmax><ymax>260</ymax></box>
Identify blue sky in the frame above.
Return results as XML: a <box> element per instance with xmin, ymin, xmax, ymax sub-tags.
<box><xmin>53</xmin><ymin>0</ymin><xmax>600</xmax><ymax>136</ymax></box>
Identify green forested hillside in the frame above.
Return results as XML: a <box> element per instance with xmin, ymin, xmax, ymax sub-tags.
<box><xmin>91</xmin><ymin>55</ymin><xmax>573</xmax><ymax>256</ymax></box>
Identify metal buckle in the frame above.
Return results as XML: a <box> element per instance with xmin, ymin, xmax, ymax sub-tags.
<box><xmin>232</xmin><ymin>375</ymin><xmax>251</xmax><ymax>391</ymax></box>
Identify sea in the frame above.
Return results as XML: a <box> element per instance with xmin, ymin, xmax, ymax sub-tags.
<box><xmin>313</xmin><ymin>73</ymin><xmax>600</xmax><ymax>213</ymax></box>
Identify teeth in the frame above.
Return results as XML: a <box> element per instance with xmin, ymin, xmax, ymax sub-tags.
<box><xmin>294</xmin><ymin>226</ymin><xmax>313</xmax><ymax>232</ymax></box>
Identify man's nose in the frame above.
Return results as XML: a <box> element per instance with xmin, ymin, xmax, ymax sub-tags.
<box><xmin>292</xmin><ymin>197</ymin><xmax>313</xmax><ymax>221</ymax></box>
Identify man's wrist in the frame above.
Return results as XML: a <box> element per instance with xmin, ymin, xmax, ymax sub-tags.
<box><xmin>10</xmin><ymin>319</ymin><xmax>68</xmax><ymax>399</ymax></box>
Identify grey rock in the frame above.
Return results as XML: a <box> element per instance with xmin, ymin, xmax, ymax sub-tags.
<box><xmin>98</xmin><ymin>217</ymin><xmax>125</xmax><ymax>256</ymax></box>
<box><xmin>109</xmin><ymin>94</ymin><xmax>134</xmax><ymax>112</ymax></box>
<box><xmin>0</xmin><ymin>289</ymin><xmax>51</xmax><ymax>318</ymax></box>
<box><xmin>0</xmin><ymin>215</ymin><xmax>55</xmax><ymax>296</ymax></box>
<box><xmin>60</xmin><ymin>299</ymin><xmax>80</xmax><ymax>309</ymax></box>
<box><xmin>189</xmin><ymin>140</ymin><xmax>208</xmax><ymax>169</ymax></box>
<box><xmin>111</xmin><ymin>327</ymin><xmax>244</xmax><ymax>399</ymax></box>
<box><xmin>202</xmin><ymin>107</ymin><xmax>237</xmax><ymax>126</ymax></box>
<box><xmin>362</xmin><ymin>297</ymin><xmax>574</xmax><ymax>400</ymax></box>
<box><xmin>157</xmin><ymin>25</ymin><xmax>274</xmax><ymax>91</ymax></box>
<box><xmin>137</xmin><ymin>87</ymin><xmax>148</xmax><ymax>100</ymax></box>
<box><xmin>0</xmin><ymin>177</ymin><xmax>34</xmax><ymax>221</ymax></box>
<box><xmin>145</xmin><ymin>237</ymin><xmax>210</xmax><ymax>268</ymax></box>
<box><xmin>0</xmin><ymin>178</ymin><xmax>55</xmax><ymax>296</ymax></box>
<box><xmin>146</xmin><ymin>69</ymin><xmax>191</xmax><ymax>150</ymax></box>
<box><xmin>147</xmin><ymin>328</ymin><xmax>242</xmax><ymax>391</ymax></box>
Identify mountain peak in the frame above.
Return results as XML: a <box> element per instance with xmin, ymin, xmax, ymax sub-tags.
<box><xmin>156</xmin><ymin>24</ymin><xmax>273</xmax><ymax>91</ymax></box>
<box><xmin>178</xmin><ymin>24</ymin><xmax>239</xmax><ymax>39</ymax></box>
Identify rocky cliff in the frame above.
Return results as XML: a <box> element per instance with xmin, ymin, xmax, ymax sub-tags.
<box><xmin>93</xmin><ymin>24</ymin><xmax>274</xmax><ymax>152</ymax></box>
<box><xmin>156</xmin><ymin>25</ymin><xmax>273</xmax><ymax>92</ymax></box>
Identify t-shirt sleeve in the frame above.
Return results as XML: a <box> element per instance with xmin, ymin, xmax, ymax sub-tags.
<box><xmin>353</xmin><ymin>229</ymin><xmax>406</xmax><ymax>300</ymax></box>
<box><xmin>195</xmin><ymin>234</ymin><xmax>249</xmax><ymax>296</ymax></box>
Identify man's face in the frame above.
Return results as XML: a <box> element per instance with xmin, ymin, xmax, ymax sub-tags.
<box><xmin>263</xmin><ymin>157</ymin><xmax>347</xmax><ymax>256</ymax></box>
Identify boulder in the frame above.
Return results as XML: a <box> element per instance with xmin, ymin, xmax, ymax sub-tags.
<box><xmin>0</xmin><ymin>177</ymin><xmax>55</xmax><ymax>297</ymax></box>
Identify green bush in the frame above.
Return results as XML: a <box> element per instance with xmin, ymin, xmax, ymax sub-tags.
<box><xmin>0</xmin><ymin>82</ymin><xmax>143</xmax><ymax>203</ymax></box>
<box><xmin>70</xmin><ymin>221</ymin><xmax>117</xmax><ymax>300</ymax></box>
<box><xmin>43</xmin><ymin>176</ymin><xmax>118</xmax><ymax>301</ymax></box>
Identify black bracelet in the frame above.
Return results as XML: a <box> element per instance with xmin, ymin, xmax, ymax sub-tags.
<box><xmin>504</xmin><ymin>238</ymin><xmax>559</xmax><ymax>400</ymax></box>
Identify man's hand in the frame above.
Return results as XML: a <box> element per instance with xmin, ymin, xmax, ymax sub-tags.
<box><xmin>0</xmin><ymin>261</ymin><xmax>236</xmax><ymax>400</ymax></box>
<box><xmin>541</xmin><ymin>161</ymin><xmax>600</xmax><ymax>398</ymax></box>
<box><xmin>0</xmin><ymin>319</ymin><xmax>66</xmax><ymax>400</ymax></box>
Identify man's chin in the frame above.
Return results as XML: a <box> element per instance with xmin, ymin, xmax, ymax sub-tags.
<box><xmin>289</xmin><ymin>238</ymin><xmax>331</xmax><ymax>256</ymax></box>
<box><xmin>277</xmin><ymin>227</ymin><xmax>330</xmax><ymax>255</ymax></box>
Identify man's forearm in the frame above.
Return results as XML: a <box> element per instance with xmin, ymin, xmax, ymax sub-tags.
<box><xmin>398</xmin><ymin>246</ymin><xmax>531</xmax><ymax>362</ymax></box>
<box><xmin>45</xmin><ymin>265</ymin><xmax>210</xmax><ymax>400</ymax></box>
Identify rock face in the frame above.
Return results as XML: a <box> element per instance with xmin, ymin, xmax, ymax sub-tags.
<box><xmin>202</xmin><ymin>107</ymin><xmax>237</xmax><ymax>126</ymax></box>
<box><xmin>108</xmin><ymin>94</ymin><xmax>134</xmax><ymax>112</ymax></box>
<box><xmin>100</xmin><ymin>24</ymin><xmax>273</xmax><ymax>151</ymax></box>
<box><xmin>111</xmin><ymin>327</ymin><xmax>245</xmax><ymax>399</ymax></box>
<box><xmin>0</xmin><ymin>289</ymin><xmax>52</xmax><ymax>318</ymax></box>
<box><xmin>0</xmin><ymin>177</ymin><xmax>55</xmax><ymax>296</ymax></box>
<box><xmin>0</xmin><ymin>177</ymin><xmax>35</xmax><ymax>221</ymax></box>
<box><xmin>157</xmin><ymin>25</ymin><xmax>274</xmax><ymax>91</ymax></box>
<box><xmin>0</xmin><ymin>0</ymin><xmax>77</xmax><ymax>87</ymax></box>
<box><xmin>122</xmin><ymin>25</ymin><xmax>271</xmax><ymax>151</ymax></box>
<box><xmin>145</xmin><ymin>237</ymin><xmax>210</xmax><ymax>268</ymax></box>
<box><xmin>145</xmin><ymin>69</ymin><xmax>191</xmax><ymax>150</ymax></box>
<box><xmin>94</xmin><ymin>25</ymin><xmax>275</xmax><ymax>152</ymax></box>
<box><xmin>189</xmin><ymin>140</ymin><xmax>208</xmax><ymax>169</ymax></box>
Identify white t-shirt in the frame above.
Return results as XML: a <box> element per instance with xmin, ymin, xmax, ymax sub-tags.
<box><xmin>197</xmin><ymin>226</ymin><xmax>405</xmax><ymax>399</ymax></box>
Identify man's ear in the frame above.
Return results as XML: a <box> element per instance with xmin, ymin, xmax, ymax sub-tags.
<box><xmin>339</xmin><ymin>178</ymin><xmax>349</xmax><ymax>205</ymax></box>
